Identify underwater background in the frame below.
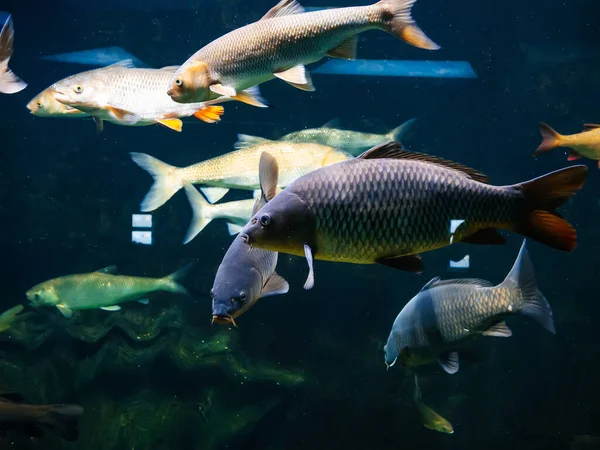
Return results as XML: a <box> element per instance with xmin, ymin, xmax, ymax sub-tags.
<box><xmin>1</xmin><ymin>0</ymin><xmax>599</xmax><ymax>448</ymax></box>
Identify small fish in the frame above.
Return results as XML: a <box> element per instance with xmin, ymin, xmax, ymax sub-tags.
<box><xmin>413</xmin><ymin>375</ymin><xmax>454</xmax><ymax>434</ymax></box>
<box><xmin>235</xmin><ymin>118</ymin><xmax>415</xmax><ymax>156</ymax></box>
<box><xmin>534</xmin><ymin>122</ymin><xmax>600</xmax><ymax>167</ymax></box>
<box><xmin>240</xmin><ymin>142</ymin><xmax>587</xmax><ymax>290</ymax></box>
<box><xmin>210</xmin><ymin>152</ymin><xmax>289</xmax><ymax>326</ymax></box>
<box><xmin>49</xmin><ymin>61</ymin><xmax>233</xmax><ymax>133</ymax></box>
<box><xmin>167</xmin><ymin>0</ymin><xmax>439</xmax><ymax>104</ymax></box>
<box><xmin>182</xmin><ymin>183</ymin><xmax>256</xmax><ymax>243</ymax></box>
<box><xmin>0</xmin><ymin>304</ymin><xmax>24</xmax><ymax>332</ymax></box>
<box><xmin>26</xmin><ymin>87</ymin><xmax>89</xmax><ymax>118</ymax></box>
<box><xmin>26</xmin><ymin>264</ymin><xmax>192</xmax><ymax>318</ymax></box>
<box><xmin>130</xmin><ymin>141</ymin><xmax>351</xmax><ymax>212</ymax></box>
<box><xmin>0</xmin><ymin>393</ymin><xmax>83</xmax><ymax>441</ymax></box>
<box><xmin>383</xmin><ymin>240</ymin><xmax>555</xmax><ymax>374</ymax></box>
<box><xmin>0</xmin><ymin>15</ymin><xmax>26</xmax><ymax>94</ymax></box>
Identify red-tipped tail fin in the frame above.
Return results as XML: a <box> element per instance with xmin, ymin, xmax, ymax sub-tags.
<box><xmin>533</xmin><ymin>122</ymin><xmax>563</xmax><ymax>157</ymax></box>
<box><xmin>515</xmin><ymin>165</ymin><xmax>588</xmax><ymax>251</ymax></box>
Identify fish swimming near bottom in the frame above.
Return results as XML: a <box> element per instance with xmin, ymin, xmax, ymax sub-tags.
<box><xmin>534</xmin><ymin>122</ymin><xmax>600</xmax><ymax>167</ymax></box>
<box><xmin>0</xmin><ymin>393</ymin><xmax>83</xmax><ymax>441</ymax></box>
<box><xmin>0</xmin><ymin>305</ymin><xmax>24</xmax><ymax>332</ymax></box>
<box><xmin>413</xmin><ymin>375</ymin><xmax>454</xmax><ymax>434</ymax></box>
<box><xmin>210</xmin><ymin>152</ymin><xmax>289</xmax><ymax>326</ymax></box>
<box><xmin>240</xmin><ymin>141</ymin><xmax>588</xmax><ymax>290</ymax></box>
<box><xmin>26</xmin><ymin>264</ymin><xmax>192</xmax><ymax>318</ymax></box>
<box><xmin>383</xmin><ymin>240</ymin><xmax>555</xmax><ymax>374</ymax></box>
<box><xmin>0</xmin><ymin>15</ymin><xmax>26</xmax><ymax>94</ymax></box>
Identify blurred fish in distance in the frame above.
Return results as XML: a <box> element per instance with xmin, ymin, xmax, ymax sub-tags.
<box><xmin>313</xmin><ymin>59</ymin><xmax>478</xmax><ymax>78</ymax></box>
<box><xmin>41</xmin><ymin>46</ymin><xmax>148</xmax><ymax>68</ymax></box>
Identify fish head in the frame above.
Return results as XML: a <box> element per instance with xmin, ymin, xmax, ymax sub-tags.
<box><xmin>26</xmin><ymin>87</ymin><xmax>87</xmax><ymax>117</ymax></box>
<box><xmin>383</xmin><ymin>340</ymin><xmax>399</xmax><ymax>369</ymax></box>
<box><xmin>52</xmin><ymin>72</ymin><xmax>107</xmax><ymax>112</ymax></box>
<box><xmin>26</xmin><ymin>282</ymin><xmax>59</xmax><ymax>307</ymax></box>
<box><xmin>210</xmin><ymin>266</ymin><xmax>262</xmax><ymax>326</ymax></box>
<box><xmin>167</xmin><ymin>61</ymin><xmax>211</xmax><ymax>103</ymax></box>
<box><xmin>434</xmin><ymin>419</ymin><xmax>454</xmax><ymax>434</ymax></box>
<box><xmin>240</xmin><ymin>191</ymin><xmax>314</xmax><ymax>254</ymax></box>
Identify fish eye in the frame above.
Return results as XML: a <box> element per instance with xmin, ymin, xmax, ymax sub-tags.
<box><xmin>259</xmin><ymin>214</ymin><xmax>271</xmax><ymax>226</ymax></box>
<box><xmin>239</xmin><ymin>292</ymin><xmax>247</xmax><ymax>302</ymax></box>
<box><xmin>37</xmin><ymin>101</ymin><xmax>42</xmax><ymax>107</ymax></box>
<box><xmin>174</xmin><ymin>78</ymin><xmax>183</xmax><ymax>87</ymax></box>
<box><xmin>74</xmin><ymin>85</ymin><xmax>83</xmax><ymax>93</ymax></box>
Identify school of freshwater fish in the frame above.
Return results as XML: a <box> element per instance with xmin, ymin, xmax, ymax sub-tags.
<box><xmin>0</xmin><ymin>0</ymin><xmax>595</xmax><ymax>441</ymax></box>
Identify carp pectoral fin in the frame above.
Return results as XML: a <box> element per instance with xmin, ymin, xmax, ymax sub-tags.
<box><xmin>210</xmin><ymin>83</ymin><xmax>236</xmax><ymax>97</ymax></box>
<box><xmin>100</xmin><ymin>305</ymin><xmax>121</xmax><ymax>311</ymax></box>
<box><xmin>261</xmin><ymin>272</ymin><xmax>290</xmax><ymax>298</ymax></box>
<box><xmin>232</xmin><ymin>86</ymin><xmax>269</xmax><ymax>108</ymax></box>
<box><xmin>376</xmin><ymin>254</ymin><xmax>424</xmax><ymax>273</ymax></box>
<box><xmin>326</xmin><ymin>36</ymin><xmax>357</xmax><ymax>60</ymax></box>
<box><xmin>482</xmin><ymin>320</ymin><xmax>512</xmax><ymax>338</ymax></box>
<box><xmin>583</xmin><ymin>123</ymin><xmax>600</xmax><ymax>131</ymax></box>
<box><xmin>460</xmin><ymin>228</ymin><xmax>505</xmax><ymax>245</ymax></box>
<box><xmin>56</xmin><ymin>304</ymin><xmax>73</xmax><ymax>318</ymax></box>
<box><xmin>438</xmin><ymin>351</ymin><xmax>459</xmax><ymax>375</ymax></box>
<box><xmin>303</xmin><ymin>244</ymin><xmax>315</xmax><ymax>290</ymax></box>
<box><xmin>567</xmin><ymin>151</ymin><xmax>582</xmax><ymax>161</ymax></box>
<box><xmin>93</xmin><ymin>116</ymin><xmax>104</xmax><ymax>134</ymax></box>
<box><xmin>106</xmin><ymin>106</ymin><xmax>139</xmax><ymax>124</ymax></box>
<box><xmin>200</xmin><ymin>187</ymin><xmax>229</xmax><ymax>204</ymax></box>
<box><xmin>156</xmin><ymin>118</ymin><xmax>183</xmax><ymax>132</ymax></box>
<box><xmin>274</xmin><ymin>65</ymin><xmax>315</xmax><ymax>91</ymax></box>
<box><xmin>193</xmin><ymin>106</ymin><xmax>224</xmax><ymax>123</ymax></box>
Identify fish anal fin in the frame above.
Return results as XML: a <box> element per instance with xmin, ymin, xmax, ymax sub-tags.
<box><xmin>261</xmin><ymin>272</ymin><xmax>289</xmax><ymax>298</ymax></box>
<box><xmin>438</xmin><ymin>351</ymin><xmax>459</xmax><ymax>374</ymax></box>
<box><xmin>376</xmin><ymin>254</ymin><xmax>424</xmax><ymax>273</ymax></box>
<box><xmin>261</xmin><ymin>0</ymin><xmax>305</xmax><ymax>20</ymax></box>
<box><xmin>274</xmin><ymin>65</ymin><xmax>315</xmax><ymax>91</ymax></box>
<box><xmin>56</xmin><ymin>304</ymin><xmax>73</xmax><ymax>318</ymax></box>
<box><xmin>358</xmin><ymin>142</ymin><xmax>489</xmax><ymax>184</ymax></box>
<box><xmin>567</xmin><ymin>151</ymin><xmax>582</xmax><ymax>161</ymax></box>
<box><xmin>482</xmin><ymin>320</ymin><xmax>512</xmax><ymax>338</ymax></box>
<box><xmin>156</xmin><ymin>118</ymin><xmax>183</xmax><ymax>132</ymax></box>
<box><xmin>193</xmin><ymin>106</ymin><xmax>224</xmax><ymax>123</ymax></box>
<box><xmin>461</xmin><ymin>228</ymin><xmax>505</xmax><ymax>245</ymax></box>
<box><xmin>326</xmin><ymin>36</ymin><xmax>357</xmax><ymax>60</ymax></box>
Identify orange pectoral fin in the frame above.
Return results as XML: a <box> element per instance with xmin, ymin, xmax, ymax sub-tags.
<box><xmin>567</xmin><ymin>151</ymin><xmax>582</xmax><ymax>162</ymax></box>
<box><xmin>156</xmin><ymin>118</ymin><xmax>183</xmax><ymax>132</ymax></box>
<box><xmin>193</xmin><ymin>105</ymin><xmax>224</xmax><ymax>124</ymax></box>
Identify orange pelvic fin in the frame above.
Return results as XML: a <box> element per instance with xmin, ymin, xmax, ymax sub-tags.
<box><xmin>193</xmin><ymin>105</ymin><xmax>224</xmax><ymax>123</ymax></box>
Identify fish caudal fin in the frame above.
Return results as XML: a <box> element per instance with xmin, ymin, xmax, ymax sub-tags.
<box><xmin>130</xmin><ymin>153</ymin><xmax>182</xmax><ymax>212</ymax></box>
<box><xmin>515</xmin><ymin>165</ymin><xmax>588</xmax><ymax>252</ymax></box>
<box><xmin>387</xmin><ymin>118</ymin><xmax>416</xmax><ymax>142</ymax></box>
<box><xmin>0</xmin><ymin>16</ymin><xmax>27</xmax><ymax>94</ymax></box>
<box><xmin>502</xmin><ymin>240</ymin><xmax>556</xmax><ymax>334</ymax></box>
<box><xmin>533</xmin><ymin>122</ymin><xmax>564</xmax><ymax>157</ymax></box>
<box><xmin>379</xmin><ymin>0</ymin><xmax>440</xmax><ymax>50</ymax></box>
<box><xmin>183</xmin><ymin>183</ymin><xmax>213</xmax><ymax>244</ymax></box>
<box><xmin>164</xmin><ymin>262</ymin><xmax>195</xmax><ymax>294</ymax></box>
<box><xmin>194</xmin><ymin>105</ymin><xmax>224</xmax><ymax>123</ymax></box>
<box><xmin>41</xmin><ymin>404</ymin><xmax>84</xmax><ymax>442</ymax></box>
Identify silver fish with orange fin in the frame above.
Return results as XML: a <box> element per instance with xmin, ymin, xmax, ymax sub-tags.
<box><xmin>240</xmin><ymin>142</ymin><xmax>588</xmax><ymax>290</ymax></box>
<box><xmin>534</xmin><ymin>122</ymin><xmax>600</xmax><ymax>168</ymax></box>
<box><xmin>167</xmin><ymin>0</ymin><xmax>439</xmax><ymax>104</ymax></box>
<box><xmin>0</xmin><ymin>15</ymin><xmax>26</xmax><ymax>94</ymax></box>
<box><xmin>50</xmin><ymin>61</ymin><xmax>242</xmax><ymax>132</ymax></box>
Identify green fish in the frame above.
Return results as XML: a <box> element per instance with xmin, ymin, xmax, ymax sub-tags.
<box><xmin>413</xmin><ymin>375</ymin><xmax>454</xmax><ymax>434</ymax></box>
<box><xmin>0</xmin><ymin>305</ymin><xmax>24</xmax><ymax>332</ymax></box>
<box><xmin>240</xmin><ymin>142</ymin><xmax>587</xmax><ymax>289</ymax></box>
<box><xmin>26</xmin><ymin>265</ymin><xmax>192</xmax><ymax>318</ymax></box>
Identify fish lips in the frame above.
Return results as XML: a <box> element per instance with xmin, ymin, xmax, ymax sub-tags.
<box><xmin>211</xmin><ymin>313</ymin><xmax>237</xmax><ymax>327</ymax></box>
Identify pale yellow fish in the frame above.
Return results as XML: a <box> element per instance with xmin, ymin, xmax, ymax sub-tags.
<box><xmin>534</xmin><ymin>122</ymin><xmax>600</xmax><ymax>167</ymax></box>
<box><xmin>48</xmin><ymin>61</ymin><xmax>232</xmax><ymax>133</ymax></box>
<box><xmin>168</xmin><ymin>0</ymin><xmax>439</xmax><ymax>104</ymax></box>
<box><xmin>27</xmin><ymin>87</ymin><xmax>89</xmax><ymax>118</ymax></box>
<box><xmin>413</xmin><ymin>375</ymin><xmax>454</xmax><ymax>434</ymax></box>
<box><xmin>130</xmin><ymin>141</ymin><xmax>352</xmax><ymax>212</ymax></box>
<box><xmin>26</xmin><ymin>264</ymin><xmax>192</xmax><ymax>318</ymax></box>
<box><xmin>0</xmin><ymin>305</ymin><xmax>24</xmax><ymax>332</ymax></box>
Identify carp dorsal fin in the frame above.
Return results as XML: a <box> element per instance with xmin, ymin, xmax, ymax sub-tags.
<box><xmin>234</xmin><ymin>134</ymin><xmax>272</xmax><ymax>150</ymax></box>
<box><xmin>419</xmin><ymin>277</ymin><xmax>494</xmax><ymax>292</ymax></box>
<box><xmin>95</xmin><ymin>266</ymin><xmax>118</xmax><ymax>274</ymax></box>
<box><xmin>253</xmin><ymin>151</ymin><xmax>280</xmax><ymax>215</ymax></box>
<box><xmin>261</xmin><ymin>0</ymin><xmax>305</xmax><ymax>20</ymax></box>
<box><xmin>583</xmin><ymin>123</ymin><xmax>600</xmax><ymax>131</ymax></box>
<box><xmin>159</xmin><ymin>65</ymin><xmax>180</xmax><ymax>72</ymax></box>
<box><xmin>358</xmin><ymin>142</ymin><xmax>489</xmax><ymax>184</ymax></box>
<box><xmin>105</xmin><ymin>59</ymin><xmax>135</xmax><ymax>69</ymax></box>
<box><xmin>0</xmin><ymin>392</ymin><xmax>25</xmax><ymax>403</ymax></box>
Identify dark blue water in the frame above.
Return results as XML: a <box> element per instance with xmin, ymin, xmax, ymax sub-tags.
<box><xmin>1</xmin><ymin>0</ymin><xmax>599</xmax><ymax>448</ymax></box>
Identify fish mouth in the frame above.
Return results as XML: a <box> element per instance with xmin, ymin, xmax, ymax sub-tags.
<box><xmin>211</xmin><ymin>314</ymin><xmax>238</xmax><ymax>327</ymax></box>
<box><xmin>239</xmin><ymin>233</ymin><xmax>252</xmax><ymax>245</ymax></box>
